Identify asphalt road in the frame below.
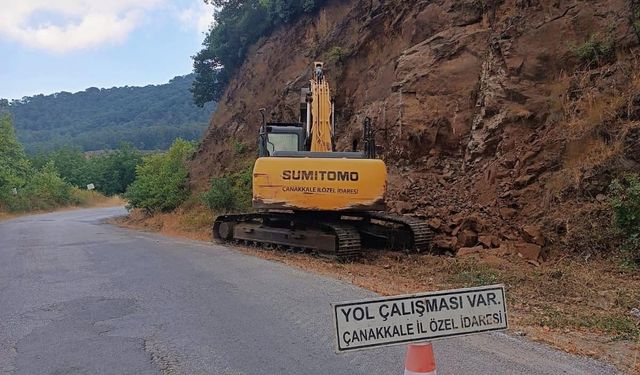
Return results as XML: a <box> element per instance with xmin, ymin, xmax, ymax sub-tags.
<box><xmin>0</xmin><ymin>207</ymin><xmax>623</xmax><ymax>375</ymax></box>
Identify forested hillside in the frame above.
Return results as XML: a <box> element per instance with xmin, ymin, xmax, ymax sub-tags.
<box><xmin>1</xmin><ymin>75</ymin><xmax>215</xmax><ymax>152</ymax></box>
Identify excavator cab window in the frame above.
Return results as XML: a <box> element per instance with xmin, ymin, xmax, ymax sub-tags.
<box><xmin>266</xmin><ymin>133</ymin><xmax>299</xmax><ymax>154</ymax></box>
<box><xmin>260</xmin><ymin>124</ymin><xmax>306</xmax><ymax>156</ymax></box>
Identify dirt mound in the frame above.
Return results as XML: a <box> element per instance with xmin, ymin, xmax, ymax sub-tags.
<box><xmin>189</xmin><ymin>0</ymin><xmax>640</xmax><ymax>256</ymax></box>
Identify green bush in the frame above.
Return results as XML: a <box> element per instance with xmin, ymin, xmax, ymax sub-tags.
<box><xmin>20</xmin><ymin>162</ymin><xmax>73</xmax><ymax>211</ymax></box>
<box><xmin>5</xmin><ymin>162</ymin><xmax>76</xmax><ymax>212</ymax></box>
<box><xmin>201</xmin><ymin>167</ymin><xmax>253</xmax><ymax>213</ymax></box>
<box><xmin>124</xmin><ymin>139</ymin><xmax>196</xmax><ymax>213</ymax></box>
<box><xmin>570</xmin><ymin>32</ymin><xmax>616</xmax><ymax>66</ymax></box>
<box><xmin>610</xmin><ymin>174</ymin><xmax>640</xmax><ymax>262</ymax></box>
<box><xmin>202</xmin><ymin>177</ymin><xmax>236</xmax><ymax>212</ymax></box>
<box><xmin>232</xmin><ymin>139</ymin><xmax>247</xmax><ymax>155</ymax></box>
<box><xmin>325</xmin><ymin>46</ymin><xmax>346</xmax><ymax>64</ymax></box>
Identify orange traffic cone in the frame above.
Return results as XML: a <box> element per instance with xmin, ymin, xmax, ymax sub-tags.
<box><xmin>404</xmin><ymin>343</ymin><xmax>437</xmax><ymax>375</ymax></box>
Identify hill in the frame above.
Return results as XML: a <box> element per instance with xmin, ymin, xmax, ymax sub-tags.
<box><xmin>190</xmin><ymin>0</ymin><xmax>640</xmax><ymax>256</ymax></box>
<box><xmin>1</xmin><ymin>74</ymin><xmax>215</xmax><ymax>152</ymax></box>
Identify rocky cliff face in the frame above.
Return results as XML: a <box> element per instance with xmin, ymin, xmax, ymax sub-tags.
<box><xmin>190</xmin><ymin>0</ymin><xmax>640</xmax><ymax>256</ymax></box>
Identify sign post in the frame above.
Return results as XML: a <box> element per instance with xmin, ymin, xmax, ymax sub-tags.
<box><xmin>331</xmin><ymin>284</ymin><xmax>507</xmax><ymax>353</ymax></box>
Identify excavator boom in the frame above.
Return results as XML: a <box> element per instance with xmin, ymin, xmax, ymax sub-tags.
<box><xmin>309</xmin><ymin>63</ymin><xmax>333</xmax><ymax>152</ymax></box>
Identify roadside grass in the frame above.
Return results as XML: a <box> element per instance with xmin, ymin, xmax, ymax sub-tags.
<box><xmin>446</xmin><ymin>262</ymin><xmax>500</xmax><ymax>286</ymax></box>
<box><xmin>70</xmin><ymin>189</ymin><xmax>125</xmax><ymax>207</ymax></box>
<box><xmin>533</xmin><ymin>307</ymin><xmax>640</xmax><ymax>341</ymax></box>
<box><xmin>116</xmin><ymin>202</ymin><xmax>213</xmax><ymax>241</ymax></box>
<box><xmin>0</xmin><ymin>191</ymin><xmax>124</xmax><ymax>222</ymax></box>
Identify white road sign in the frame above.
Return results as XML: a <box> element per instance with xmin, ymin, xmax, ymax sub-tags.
<box><xmin>332</xmin><ymin>284</ymin><xmax>508</xmax><ymax>353</ymax></box>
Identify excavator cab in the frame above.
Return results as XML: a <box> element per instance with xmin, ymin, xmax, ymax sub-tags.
<box><xmin>259</xmin><ymin>123</ymin><xmax>306</xmax><ymax>156</ymax></box>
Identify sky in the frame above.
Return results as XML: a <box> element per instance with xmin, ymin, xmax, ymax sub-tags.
<box><xmin>0</xmin><ymin>0</ymin><xmax>216</xmax><ymax>100</ymax></box>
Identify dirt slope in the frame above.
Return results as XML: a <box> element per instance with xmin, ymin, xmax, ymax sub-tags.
<box><xmin>190</xmin><ymin>0</ymin><xmax>640</xmax><ymax>256</ymax></box>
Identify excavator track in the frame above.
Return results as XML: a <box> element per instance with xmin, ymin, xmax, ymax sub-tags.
<box><xmin>365</xmin><ymin>212</ymin><xmax>433</xmax><ymax>252</ymax></box>
<box><xmin>213</xmin><ymin>211</ymin><xmax>433</xmax><ymax>258</ymax></box>
<box><xmin>213</xmin><ymin>212</ymin><xmax>362</xmax><ymax>260</ymax></box>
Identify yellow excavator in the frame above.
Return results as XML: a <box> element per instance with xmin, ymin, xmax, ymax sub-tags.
<box><xmin>213</xmin><ymin>62</ymin><xmax>432</xmax><ymax>259</ymax></box>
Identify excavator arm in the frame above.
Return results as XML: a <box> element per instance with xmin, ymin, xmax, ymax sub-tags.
<box><xmin>309</xmin><ymin>62</ymin><xmax>334</xmax><ymax>152</ymax></box>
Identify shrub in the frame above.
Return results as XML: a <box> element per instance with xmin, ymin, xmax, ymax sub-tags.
<box><xmin>232</xmin><ymin>139</ymin><xmax>247</xmax><ymax>155</ymax></box>
<box><xmin>6</xmin><ymin>162</ymin><xmax>75</xmax><ymax>212</ymax></box>
<box><xmin>325</xmin><ymin>46</ymin><xmax>346</xmax><ymax>64</ymax></box>
<box><xmin>202</xmin><ymin>167</ymin><xmax>253</xmax><ymax>213</ymax></box>
<box><xmin>23</xmin><ymin>162</ymin><xmax>73</xmax><ymax>209</ymax></box>
<box><xmin>124</xmin><ymin>139</ymin><xmax>196</xmax><ymax>213</ymax></box>
<box><xmin>570</xmin><ymin>32</ymin><xmax>616</xmax><ymax>66</ymax></box>
<box><xmin>610</xmin><ymin>174</ymin><xmax>640</xmax><ymax>262</ymax></box>
<box><xmin>69</xmin><ymin>188</ymin><xmax>109</xmax><ymax>207</ymax></box>
<box><xmin>202</xmin><ymin>177</ymin><xmax>236</xmax><ymax>212</ymax></box>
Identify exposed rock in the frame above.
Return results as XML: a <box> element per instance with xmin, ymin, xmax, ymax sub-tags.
<box><xmin>457</xmin><ymin>229</ymin><xmax>478</xmax><ymax>248</ymax></box>
<box><xmin>522</xmin><ymin>225</ymin><xmax>545</xmax><ymax>246</ymax></box>
<box><xmin>514</xmin><ymin>174</ymin><xmax>535</xmax><ymax>189</ymax></box>
<box><xmin>395</xmin><ymin>201</ymin><xmax>416</xmax><ymax>214</ymax></box>
<box><xmin>478</xmin><ymin>235</ymin><xmax>500</xmax><ymax>248</ymax></box>
<box><xmin>427</xmin><ymin>218</ymin><xmax>443</xmax><ymax>230</ymax></box>
<box><xmin>432</xmin><ymin>236</ymin><xmax>458</xmax><ymax>251</ymax></box>
<box><xmin>499</xmin><ymin>207</ymin><xmax>518</xmax><ymax>220</ymax></box>
<box><xmin>515</xmin><ymin>242</ymin><xmax>542</xmax><ymax>261</ymax></box>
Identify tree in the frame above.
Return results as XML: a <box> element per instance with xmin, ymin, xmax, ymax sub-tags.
<box><xmin>31</xmin><ymin>146</ymin><xmax>88</xmax><ymax>187</ymax></box>
<box><xmin>0</xmin><ymin>114</ymin><xmax>79</xmax><ymax>212</ymax></box>
<box><xmin>191</xmin><ymin>0</ymin><xmax>324</xmax><ymax>105</ymax></box>
<box><xmin>6</xmin><ymin>75</ymin><xmax>215</xmax><ymax>152</ymax></box>
<box><xmin>125</xmin><ymin>139</ymin><xmax>196</xmax><ymax>212</ymax></box>
<box><xmin>85</xmin><ymin>143</ymin><xmax>142</xmax><ymax>195</ymax></box>
<box><xmin>0</xmin><ymin>114</ymin><xmax>31</xmax><ymax>201</ymax></box>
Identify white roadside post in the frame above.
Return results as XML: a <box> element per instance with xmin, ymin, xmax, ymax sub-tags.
<box><xmin>331</xmin><ymin>284</ymin><xmax>508</xmax><ymax>373</ymax></box>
